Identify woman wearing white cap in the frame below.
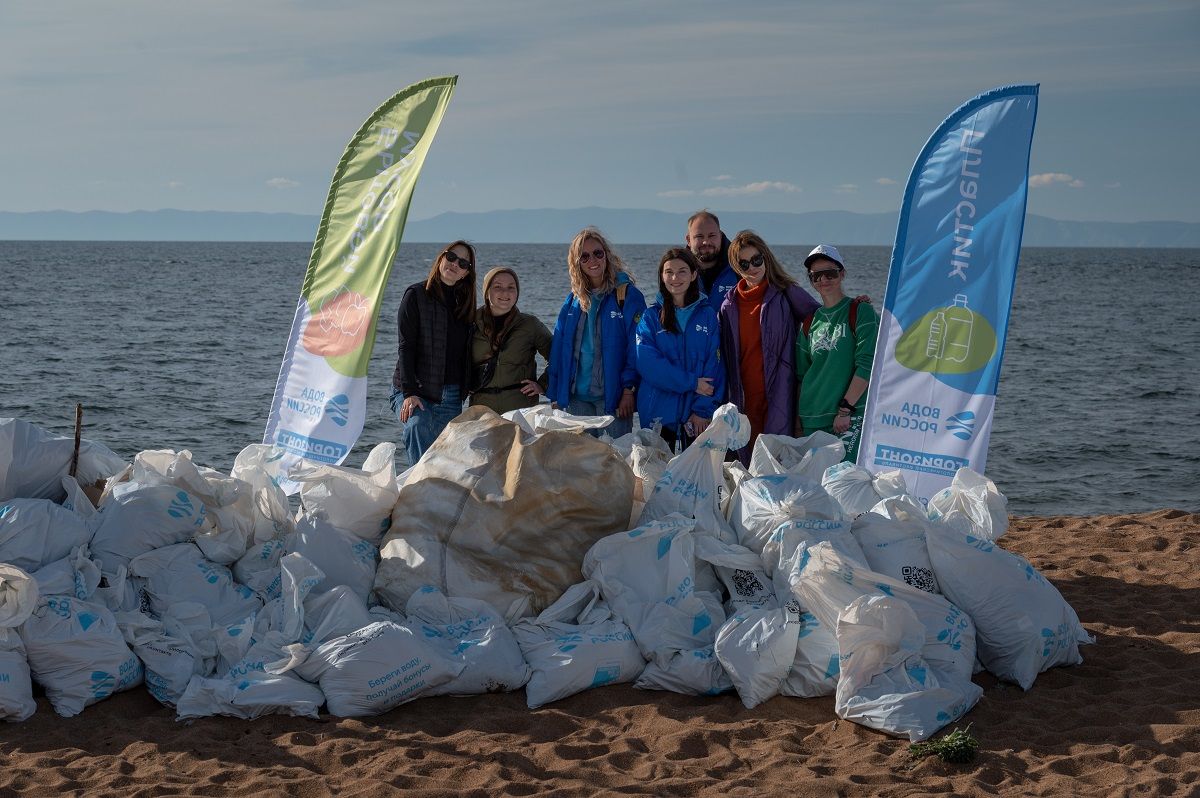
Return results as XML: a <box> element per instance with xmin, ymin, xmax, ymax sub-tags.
<box><xmin>795</xmin><ymin>244</ymin><xmax>878</xmax><ymax>462</ymax></box>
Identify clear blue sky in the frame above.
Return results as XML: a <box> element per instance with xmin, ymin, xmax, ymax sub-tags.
<box><xmin>3</xmin><ymin>1</ymin><xmax>1197</xmax><ymax>223</ymax></box>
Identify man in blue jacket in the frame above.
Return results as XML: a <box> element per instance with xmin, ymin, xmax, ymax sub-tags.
<box><xmin>685</xmin><ymin>210</ymin><xmax>738</xmax><ymax>315</ymax></box>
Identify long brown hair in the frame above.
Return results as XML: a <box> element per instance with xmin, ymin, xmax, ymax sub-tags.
<box><xmin>478</xmin><ymin>266</ymin><xmax>520</xmax><ymax>352</ymax></box>
<box><xmin>567</xmin><ymin>227</ymin><xmax>632</xmax><ymax>310</ymax></box>
<box><xmin>657</xmin><ymin>248</ymin><xmax>700</xmax><ymax>334</ymax></box>
<box><xmin>424</xmin><ymin>240</ymin><xmax>477</xmax><ymax>322</ymax></box>
<box><xmin>728</xmin><ymin>230</ymin><xmax>796</xmax><ymax>292</ymax></box>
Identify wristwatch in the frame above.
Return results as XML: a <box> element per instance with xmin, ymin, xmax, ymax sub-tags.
<box><xmin>624</xmin><ymin>385</ymin><xmax>637</xmax><ymax>394</ymax></box>
<box><xmin>838</xmin><ymin>398</ymin><xmax>855</xmax><ymax>413</ymax></box>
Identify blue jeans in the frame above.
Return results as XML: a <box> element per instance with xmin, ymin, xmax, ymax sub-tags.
<box><xmin>392</xmin><ymin>385</ymin><xmax>463</xmax><ymax>466</ymax></box>
<box><xmin>566</xmin><ymin>396</ymin><xmax>632</xmax><ymax>439</ymax></box>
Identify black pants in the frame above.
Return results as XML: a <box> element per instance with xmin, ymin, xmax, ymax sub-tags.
<box><xmin>658</xmin><ymin>423</ymin><xmax>695</xmax><ymax>453</ymax></box>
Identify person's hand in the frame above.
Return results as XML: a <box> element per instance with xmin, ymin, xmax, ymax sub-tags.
<box><xmin>854</xmin><ymin>294</ymin><xmax>871</xmax><ymax>304</ymax></box>
<box><xmin>519</xmin><ymin>380</ymin><xmax>543</xmax><ymax>398</ymax></box>
<box><xmin>833</xmin><ymin>412</ymin><xmax>852</xmax><ymax>434</ymax></box>
<box><xmin>695</xmin><ymin>377</ymin><xmax>715</xmax><ymax>397</ymax></box>
<box><xmin>399</xmin><ymin>395</ymin><xmax>425</xmax><ymax>423</ymax></box>
<box><xmin>688</xmin><ymin>413</ymin><xmax>710</xmax><ymax>438</ymax></box>
<box><xmin>617</xmin><ymin>390</ymin><xmax>636</xmax><ymax>419</ymax></box>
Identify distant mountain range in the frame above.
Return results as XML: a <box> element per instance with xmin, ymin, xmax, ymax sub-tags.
<box><xmin>2</xmin><ymin>207</ymin><xmax>1198</xmax><ymax>247</ymax></box>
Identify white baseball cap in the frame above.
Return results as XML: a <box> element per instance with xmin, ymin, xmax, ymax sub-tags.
<box><xmin>804</xmin><ymin>244</ymin><xmax>844</xmax><ymax>269</ymax></box>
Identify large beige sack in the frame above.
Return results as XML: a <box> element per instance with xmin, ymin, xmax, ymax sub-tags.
<box><xmin>375</xmin><ymin>406</ymin><xmax>634</xmax><ymax>622</ymax></box>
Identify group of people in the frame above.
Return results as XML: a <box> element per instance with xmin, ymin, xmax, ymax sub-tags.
<box><xmin>390</xmin><ymin>210</ymin><xmax>878</xmax><ymax>468</ymax></box>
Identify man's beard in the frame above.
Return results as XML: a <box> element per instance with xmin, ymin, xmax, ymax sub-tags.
<box><xmin>694</xmin><ymin>248</ymin><xmax>719</xmax><ymax>266</ymax></box>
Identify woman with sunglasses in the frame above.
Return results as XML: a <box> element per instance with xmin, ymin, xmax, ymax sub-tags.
<box><xmin>795</xmin><ymin>244</ymin><xmax>878</xmax><ymax>462</ymax></box>
<box><xmin>468</xmin><ymin>266</ymin><xmax>552</xmax><ymax>415</ymax></box>
<box><xmin>391</xmin><ymin>240</ymin><xmax>477</xmax><ymax>464</ymax></box>
<box><xmin>547</xmin><ymin>227</ymin><xmax>646</xmax><ymax>438</ymax></box>
<box><xmin>634</xmin><ymin>248</ymin><xmax>723</xmax><ymax>451</ymax></box>
<box><xmin>719</xmin><ymin>230</ymin><xmax>818</xmax><ymax>464</ymax></box>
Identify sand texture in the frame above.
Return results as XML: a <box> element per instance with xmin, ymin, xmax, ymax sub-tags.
<box><xmin>0</xmin><ymin>509</ymin><xmax>1196</xmax><ymax>797</ymax></box>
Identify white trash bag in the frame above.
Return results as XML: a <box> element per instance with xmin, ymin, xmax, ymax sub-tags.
<box><xmin>834</xmin><ymin>594</ymin><xmax>982</xmax><ymax>742</ymax></box>
<box><xmin>20</xmin><ymin>595</ymin><xmax>142</xmax><ymax>717</ymax></box>
<box><xmin>0</xmin><ymin>418</ymin><xmax>125</xmax><ymax>503</ymax></box>
<box><xmin>290</xmin><ymin>442</ymin><xmax>400</xmax><ymax>544</ymax></box>
<box><xmin>285</xmin><ymin>515</ymin><xmax>378</xmax><ymax>605</ymax></box>
<box><xmin>115</xmin><ymin>609</ymin><xmax>213</xmax><ymax>707</ymax></box>
<box><xmin>129</xmin><ymin>543</ymin><xmax>262</xmax><ymax>627</ymax></box>
<box><xmin>30</xmin><ymin>546</ymin><xmax>102</xmax><ymax>601</ymax></box>
<box><xmin>730</xmin><ymin>473</ymin><xmax>844</xmax><ymax>558</ymax></box>
<box><xmin>714</xmin><ymin>602</ymin><xmax>803</xmax><ymax>709</ymax></box>
<box><xmin>637</xmin><ymin>403</ymin><xmax>750</xmax><ymax>541</ymax></box>
<box><xmin>90</xmin><ymin>482</ymin><xmax>216</xmax><ymax>574</ymax></box>
<box><xmin>926</xmin><ymin>510</ymin><xmax>1093</xmax><ymax>690</ymax></box>
<box><xmin>502</xmin><ymin>405</ymin><xmax>614</xmax><ymax>436</ymax></box>
<box><xmin>927</xmin><ymin>468</ymin><xmax>1009</xmax><ymax>543</ymax></box>
<box><xmin>822</xmin><ymin>462</ymin><xmax>909</xmax><ymax>520</ymax></box>
<box><xmin>175</xmin><ymin>671</ymin><xmax>324</xmax><ymax>721</ymax></box>
<box><xmin>230</xmin><ymin>444</ymin><xmax>295</xmax><ymax>544</ymax></box>
<box><xmin>0</xmin><ymin>498</ymin><xmax>95</xmax><ymax>572</ymax></box>
<box><xmin>790</xmin><ymin>543</ymin><xmax>978</xmax><ymax>686</ymax></box>
<box><xmin>749</xmin><ymin>431</ymin><xmax>844</xmax><ymax>479</ymax></box>
<box><xmin>852</xmin><ymin>496</ymin><xmax>941</xmax><ymax>594</ymax></box>
<box><xmin>0</xmin><ymin>564</ymin><xmax>38</xmax><ymax>722</ymax></box>
<box><xmin>693</xmin><ymin>535</ymin><xmax>777</xmax><ymax>614</ymax></box>
<box><xmin>404</xmin><ymin>585</ymin><xmax>530</xmax><ymax>696</ymax></box>
<box><xmin>511</xmin><ymin>581</ymin><xmax>644</xmax><ymax>709</ymax></box>
<box><xmin>583</xmin><ymin>515</ymin><xmax>731</xmax><ymax>696</ymax></box>
<box><xmin>288</xmin><ymin>621</ymin><xmax>465</xmax><ymax>717</ymax></box>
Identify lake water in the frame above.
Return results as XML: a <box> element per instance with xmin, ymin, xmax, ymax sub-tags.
<box><xmin>1</xmin><ymin>240</ymin><xmax>1196</xmax><ymax>516</ymax></box>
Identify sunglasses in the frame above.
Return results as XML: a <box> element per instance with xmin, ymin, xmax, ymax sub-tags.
<box><xmin>578</xmin><ymin>248</ymin><xmax>606</xmax><ymax>264</ymax></box>
<box><xmin>808</xmin><ymin>267</ymin><xmax>843</xmax><ymax>283</ymax></box>
<box><xmin>441</xmin><ymin>250</ymin><xmax>473</xmax><ymax>270</ymax></box>
<box><xmin>738</xmin><ymin>254</ymin><xmax>765</xmax><ymax>270</ymax></box>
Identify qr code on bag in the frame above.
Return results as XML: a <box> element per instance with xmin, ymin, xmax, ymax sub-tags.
<box><xmin>901</xmin><ymin>566</ymin><xmax>938</xmax><ymax>593</ymax></box>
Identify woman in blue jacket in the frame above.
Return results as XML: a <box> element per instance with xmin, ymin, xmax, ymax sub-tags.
<box><xmin>547</xmin><ymin>227</ymin><xmax>646</xmax><ymax>438</ymax></box>
<box><xmin>635</xmin><ymin>248</ymin><xmax>723</xmax><ymax>451</ymax></box>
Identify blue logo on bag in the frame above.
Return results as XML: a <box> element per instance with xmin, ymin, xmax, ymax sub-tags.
<box><xmin>167</xmin><ymin>491</ymin><xmax>193</xmax><ymax>518</ymax></box>
<box><xmin>324</xmin><ymin>394</ymin><xmax>350</xmax><ymax>427</ymax></box>
<box><xmin>90</xmin><ymin>671</ymin><xmax>115</xmax><ymax>698</ymax></box>
<box><xmin>591</xmin><ymin>664</ymin><xmax>620</xmax><ymax>687</ymax></box>
<box><xmin>692</xmin><ymin>612</ymin><xmax>712</xmax><ymax>635</ymax></box>
<box><xmin>946</xmin><ymin>410</ymin><xmax>976</xmax><ymax>440</ymax></box>
<box><xmin>78</xmin><ymin>612</ymin><xmax>97</xmax><ymax>631</ymax></box>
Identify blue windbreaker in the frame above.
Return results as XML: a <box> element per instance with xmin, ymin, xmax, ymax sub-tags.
<box><xmin>547</xmin><ymin>273</ymin><xmax>647</xmax><ymax>414</ymax></box>
<box><xmin>634</xmin><ymin>295</ymin><xmax>724</xmax><ymax>429</ymax></box>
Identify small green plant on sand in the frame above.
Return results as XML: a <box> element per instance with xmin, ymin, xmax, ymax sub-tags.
<box><xmin>908</xmin><ymin>725</ymin><xmax>979</xmax><ymax>764</ymax></box>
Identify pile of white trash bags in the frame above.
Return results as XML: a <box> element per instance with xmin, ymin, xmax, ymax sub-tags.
<box><xmin>0</xmin><ymin>408</ymin><xmax>1092</xmax><ymax>741</ymax></box>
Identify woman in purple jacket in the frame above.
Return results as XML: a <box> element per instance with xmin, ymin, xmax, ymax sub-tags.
<box><xmin>718</xmin><ymin>230</ymin><xmax>818</xmax><ymax>465</ymax></box>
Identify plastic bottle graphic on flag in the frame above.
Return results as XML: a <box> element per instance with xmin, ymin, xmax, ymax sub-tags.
<box><xmin>858</xmin><ymin>84</ymin><xmax>1038</xmax><ymax>505</ymax></box>
<box><xmin>264</xmin><ymin>76</ymin><xmax>457</xmax><ymax>491</ymax></box>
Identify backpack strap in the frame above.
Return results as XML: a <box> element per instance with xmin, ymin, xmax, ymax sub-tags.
<box><xmin>615</xmin><ymin>282</ymin><xmax>627</xmax><ymax>310</ymax></box>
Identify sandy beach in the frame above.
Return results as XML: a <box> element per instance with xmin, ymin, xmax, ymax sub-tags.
<box><xmin>0</xmin><ymin>508</ymin><xmax>1196</xmax><ymax>797</ymax></box>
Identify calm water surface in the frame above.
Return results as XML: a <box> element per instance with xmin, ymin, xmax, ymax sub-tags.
<box><xmin>1</xmin><ymin>241</ymin><xmax>1196</xmax><ymax>516</ymax></box>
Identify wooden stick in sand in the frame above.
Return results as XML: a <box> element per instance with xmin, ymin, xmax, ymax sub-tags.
<box><xmin>69</xmin><ymin>402</ymin><xmax>82</xmax><ymax>478</ymax></box>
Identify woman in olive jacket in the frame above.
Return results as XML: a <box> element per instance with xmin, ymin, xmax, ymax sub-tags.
<box><xmin>468</xmin><ymin>266</ymin><xmax>553</xmax><ymax>415</ymax></box>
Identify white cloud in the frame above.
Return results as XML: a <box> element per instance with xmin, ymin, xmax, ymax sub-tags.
<box><xmin>166</xmin><ymin>180</ymin><xmax>185</xmax><ymax>189</ymax></box>
<box><xmin>1106</xmin><ymin>181</ymin><xmax>1122</xmax><ymax>189</ymax></box>
<box><xmin>875</xmin><ymin>177</ymin><xmax>898</xmax><ymax>186</ymax></box>
<box><xmin>657</xmin><ymin>189</ymin><xmax>695</xmax><ymax>198</ymax></box>
<box><xmin>700</xmin><ymin>181</ymin><xmax>800</xmax><ymax>197</ymax></box>
<box><xmin>266</xmin><ymin>177</ymin><xmax>300</xmax><ymax>189</ymax></box>
<box><xmin>1030</xmin><ymin>172</ymin><xmax>1085</xmax><ymax>189</ymax></box>
<box><xmin>712</xmin><ymin>174</ymin><xmax>733</xmax><ymax>181</ymax></box>
<box><xmin>834</xmin><ymin>183</ymin><xmax>858</xmax><ymax>194</ymax></box>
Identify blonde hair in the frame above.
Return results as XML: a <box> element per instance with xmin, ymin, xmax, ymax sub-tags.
<box><xmin>567</xmin><ymin>227</ymin><xmax>632</xmax><ymax>310</ymax></box>
<box><xmin>728</xmin><ymin>230</ymin><xmax>796</xmax><ymax>292</ymax></box>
